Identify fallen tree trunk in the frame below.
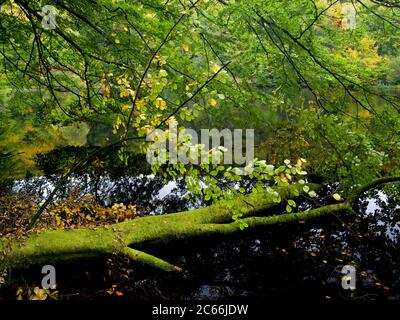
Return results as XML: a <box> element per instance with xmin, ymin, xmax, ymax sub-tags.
<box><xmin>0</xmin><ymin>183</ymin><xmax>341</xmax><ymax>272</ymax></box>
<box><xmin>3</xmin><ymin>177</ymin><xmax>398</xmax><ymax>273</ymax></box>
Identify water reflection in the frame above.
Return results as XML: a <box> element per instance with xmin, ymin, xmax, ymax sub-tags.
<box><xmin>12</xmin><ymin>174</ymin><xmax>197</xmax><ymax>215</ymax></box>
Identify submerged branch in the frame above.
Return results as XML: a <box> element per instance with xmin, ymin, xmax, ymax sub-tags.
<box><xmin>121</xmin><ymin>247</ymin><xmax>182</xmax><ymax>273</ymax></box>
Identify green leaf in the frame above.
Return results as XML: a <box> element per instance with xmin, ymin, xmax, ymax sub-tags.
<box><xmin>275</xmin><ymin>166</ymin><xmax>286</xmax><ymax>174</ymax></box>
<box><xmin>333</xmin><ymin>193</ymin><xmax>342</xmax><ymax>201</ymax></box>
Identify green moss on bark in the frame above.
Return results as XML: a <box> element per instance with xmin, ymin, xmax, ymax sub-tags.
<box><xmin>2</xmin><ymin>183</ymin><xmax>344</xmax><ymax>272</ymax></box>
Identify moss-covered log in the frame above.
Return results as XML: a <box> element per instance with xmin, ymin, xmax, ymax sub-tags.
<box><xmin>1</xmin><ymin>183</ymin><xmax>355</xmax><ymax>272</ymax></box>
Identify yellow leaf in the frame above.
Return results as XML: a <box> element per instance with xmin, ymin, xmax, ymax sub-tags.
<box><xmin>155</xmin><ymin>98</ymin><xmax>167</xmax><ymax>110</ymax></box>
<box><xmin>159</xmin><ymin>69</ymin><xmax>168</xmax><ymax>77</ymax></box>
<box><xmin>183</xmin><ymin>43</ymin><xmax>190</xmax><ymax>52</ymax></box>
<box><xmin>104</xmin><ymin>84</ymin><xmax>110</xmax><ymax>98</ymax></box>
<box><xmin>209</xmin><ymin>98</ymin><xmax>218</xmax><ymax>107</ymax></box>
<box><xmin>121</xmin><ymin>104</ymin><xmax>131</xmax><ymax>112</ymax></box>
<box><xmin>211</xmin><ymin>63</ymin><xmax>220</xmax><ymax>73</ymax></box>
<box><xmin>120</xmin><ymin>88</ymin><xmax>135</xmax><ymax>98</ymax></box>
